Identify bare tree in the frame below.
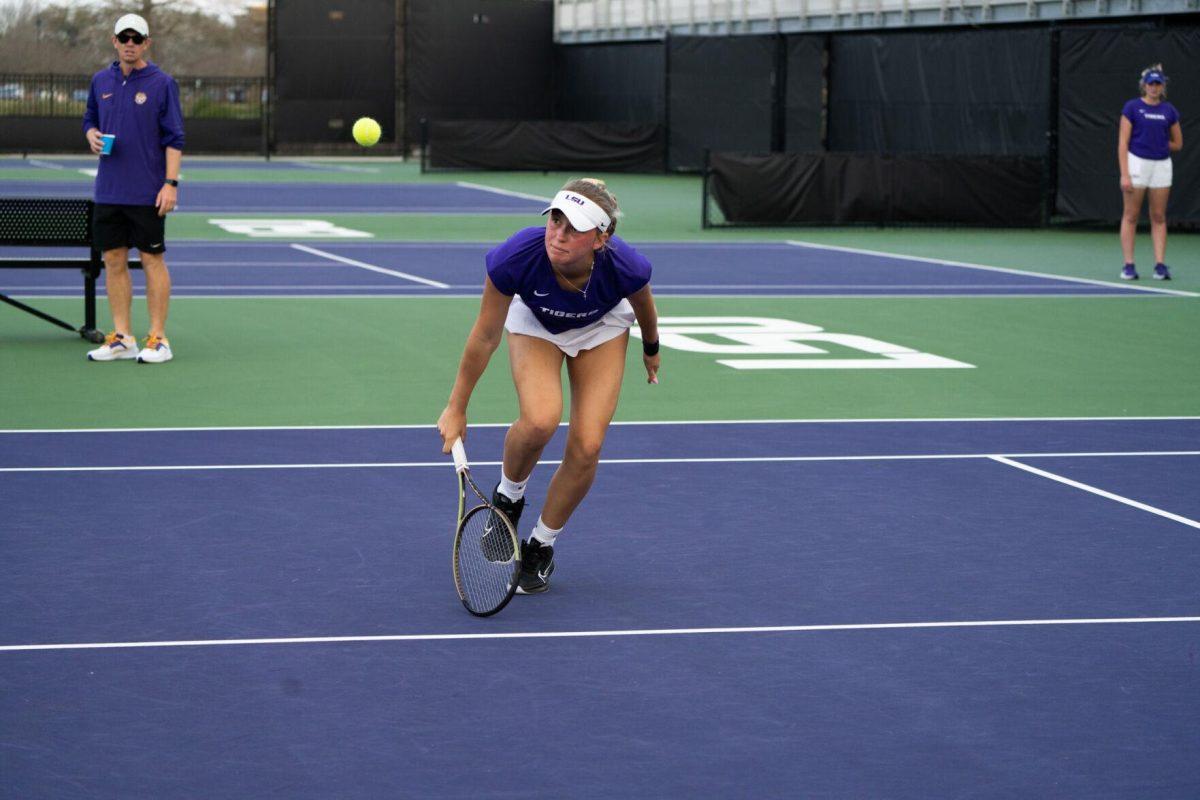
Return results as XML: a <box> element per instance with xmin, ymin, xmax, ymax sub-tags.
<box><xmin>0</xmin><ymin>0</ymin><xmax>265</xmax><ymax>76</ymax></box>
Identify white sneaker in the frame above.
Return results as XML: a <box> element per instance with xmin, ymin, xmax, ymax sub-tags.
<box><xmin>87</xmin><ymin>332</ymin><xmax>139</xmax><ymax>361</ymax></box>
<box><xmin>136</xmin><ymin>336</ymin><xmax>173</xmax><ymax>364</ymax></box>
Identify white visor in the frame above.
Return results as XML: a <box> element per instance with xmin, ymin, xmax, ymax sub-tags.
<box><xmin>541</xmin><ymin>190</ymin><xmax>612</xmax><ymax>233</ymax></box>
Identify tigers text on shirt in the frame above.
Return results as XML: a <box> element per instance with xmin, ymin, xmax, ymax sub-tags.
<box><xmin>1122</xmin><ymin>98</ymin><xmax>1180</xmax><ymax>161</ymax></box>
<box><xmin>485</xmin><ymin>227</ymin><xmax>652</xmax><ymax>335</ymax></box>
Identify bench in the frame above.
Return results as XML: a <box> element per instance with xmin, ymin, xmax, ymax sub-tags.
<box><xmin>0</xmin><ymin>197</ymin><xmax>141</xmax><ymax>343</ymax></box>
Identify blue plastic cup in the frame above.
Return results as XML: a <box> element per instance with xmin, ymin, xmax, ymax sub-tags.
<box><xmin>100</xmin><ymin>134</ymin><xmax>115</xmax><ymax>155</ymax></box>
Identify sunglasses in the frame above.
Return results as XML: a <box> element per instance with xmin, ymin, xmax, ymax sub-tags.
<box><xmin>116</xmin><ymin>32</ymin><xmax>146</xmax><ymax>44</ymax></box>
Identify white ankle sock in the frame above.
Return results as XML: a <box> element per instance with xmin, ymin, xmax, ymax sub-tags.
<box><xmin>531</xmin><ymin>516</ymin><xmax>562</xmax><ymax>547</ymax></box>
<box><xmin>498</xmin><ymin>470</ymin><xmax>528</xmax><ymax>501</ymax></box>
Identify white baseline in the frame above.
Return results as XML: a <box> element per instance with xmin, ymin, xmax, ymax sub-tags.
<box><xmin>3</xmin><ymin>450</ymin><xmax>1197</xmax><ymax>473</ymax></box>
<box><xmin>2</xmin><ymin>616</ymin><xmax>1197</xmax><ymax>653</ymax></box>
<box><xmin>2</xmin><ymin>416</ymin><xmax>1196</xmax><ymax>435</ymax></box>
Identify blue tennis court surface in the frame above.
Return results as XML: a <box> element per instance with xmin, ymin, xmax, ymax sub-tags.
<box><xmin>0</xmin><ymin>240</ymin><xmax>1172</xmax><ymax>297</ymax></box>
<box><xmin>2</xmin><ymin>419</ymin><xmax>1198</xmax><ymax>797</ymax></box>
<box><xmin>0</xmin><ymin>179</ymin><xmax>543</xmax><ymax>213</ymax></box>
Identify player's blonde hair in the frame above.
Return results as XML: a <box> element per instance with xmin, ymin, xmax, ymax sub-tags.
<box><xmin>561</xmin><ymin>178</ymin><xmax>619</xmax><ymax>237</ymax></box>
<box><xmin>1140</xmin><ymin>63</ymin><xmax>1167</xmax><ymax>99</ymax></box>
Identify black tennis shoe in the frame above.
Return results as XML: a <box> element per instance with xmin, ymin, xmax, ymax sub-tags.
<box><xmin>481</xmin><ymin>485</ymin><xmax>523</xmax><ymax>563</ymax></box>
<box><xmin>517</xmin><ymin>537</ymin><xmax>555</xmax><ymax>594</ymax></box>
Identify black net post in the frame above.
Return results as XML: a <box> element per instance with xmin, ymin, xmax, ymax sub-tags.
<box><xmin>701</xmin><ymin>149</ymin><xmax>711</xmax><ymax>229</ymax></box>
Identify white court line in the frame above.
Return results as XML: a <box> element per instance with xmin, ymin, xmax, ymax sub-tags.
<box><xmin>0</xmin><ymin>260</ymin><xmax>313</xmax><ymax>267</ymax></box>
<box><xmin>7</xmin><ymin>293</ymin><xmax>477</xmax><ymax>299</ymax></box>
<box><xmin>167</xmin><ymin>261</ymin><xmax>332</xmax><ymax>267</ymax></box>
<box><xmin>650</xmin><ymin>283</ymin><xmax>1129</xmax><ymax>290</ymax></box>
<box><xmin>227</xmin><ymin>207</ymin><xmax>528</xmax><ymax>214</ymax></box>
<box><xmin>25</xmin><ymin>158</ymin><xmax>65</xmax><ymax>170</ymax></box>
<box><xmin>989</xmin><ymin>455</ymin><xmax>1200</xmax><ymax>530</ymax></box>
<box><xmin>785</xmin><ymin>239</ymin><xmax>1200</xmax><ymax>298</ymax></box>
<box><xmin>4</xmin><ymin>285</ymin><xmax>446</xmax><ymax>292</ymax></box>
<box><xmin>2</xmin><ymin>416</ymin><xmax>1197</xmax><ymax>434</ymax></box>
<box><xmin>8</xmin><ymin>291</ymin><xmax>1164</xmax><ymax>302</ymax></box>
<box><xmin>3</xmin><ymin>451</ymin><xmax>1197</xmax><ymax>474</ymax></box>
<box><xmin>287</xmin><ymin>161</ymin><xmax>380</xmax><ymax>174</ymax></box>
<box><xmin>179</xmin><ymin>284</ymin><xmax>437</xmax><ymax>290</ymax></box>
<box><xmin>455</xmin><ymin>181</ymin><xmax>551</xmax><ymax>203</ymax></box>
<box><xmin>3</xmin><ymin>616</ymin><xmax>1197</xmax><ymax>653</ymax></box>
<box><xmin>288</xmin><ymin>244</ymin><xmax>449</xmax><ymax>288</ymax></box>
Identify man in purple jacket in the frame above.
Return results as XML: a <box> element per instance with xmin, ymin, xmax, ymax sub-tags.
<box><xmin>82</xmin><ymin>13</ymin><xmax>184</xmax><ymax>364</ymax></box>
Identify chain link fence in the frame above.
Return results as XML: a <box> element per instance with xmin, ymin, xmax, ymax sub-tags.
<box><xmin>0</xmin><ymin>74</ymin><xmax>264</xmax><ymax>120</ymax></box>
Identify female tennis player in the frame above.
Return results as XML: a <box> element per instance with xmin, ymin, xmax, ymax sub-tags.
<box><xmin>1118</xmin><ymin>64</ymin><xmax>1183</xmax><ymax>281</ymax></box>
<box><xmin>437</xmin><ymin>178</ymin><xmax>660</xmax><ymax>594</ymax></box>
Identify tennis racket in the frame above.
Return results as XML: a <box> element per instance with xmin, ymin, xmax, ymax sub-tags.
<box><xmin>451</xmin><ymin>437</ymin><xmax>521</xmax><ymax>616</ymax></box>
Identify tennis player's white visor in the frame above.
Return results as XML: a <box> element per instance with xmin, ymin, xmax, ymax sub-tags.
<box><xmin>542</xmin><ymin>190</ymin><xmax>612</xmax><ymax>233</ymax></box>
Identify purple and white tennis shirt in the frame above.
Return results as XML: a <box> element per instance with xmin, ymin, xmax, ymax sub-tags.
<box><xmin>485</xmin><ymin>227</ymin><xmax>652</xmax><ymax>334</ymax></box>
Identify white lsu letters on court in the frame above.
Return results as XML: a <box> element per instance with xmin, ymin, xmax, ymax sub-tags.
<box><xmin>207</xmin><ymin>219</ymin><xmax>372</xmax><ymax>238</ymax></box>
<box><xmin>633</xmin><ymin>316</ymin><xmax>974</xmax><ymax>370</ymax></box>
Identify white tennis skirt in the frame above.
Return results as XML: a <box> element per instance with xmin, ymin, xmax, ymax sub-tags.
<box><xmin>504</xmin><ymin>294</ymin><xmax>635</xmax><ymax>357</ymax></box>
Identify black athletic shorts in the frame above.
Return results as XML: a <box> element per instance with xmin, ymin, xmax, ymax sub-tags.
<box><xmin>92</xmin><ymin>203</ymin><xmax>167</xmax><ymax>254</ymax></box>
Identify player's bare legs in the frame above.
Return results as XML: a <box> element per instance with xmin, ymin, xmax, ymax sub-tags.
<box><xmin>1119</xmin><ymin>186</ymin><xmax>1146</xmax><ymax>265</ymax></box>
<box><xmin>540</xmin><ymin>331</ymin><xmax>628</xmax><ymax>528</ymax></box>
<box><xmin>101</xmin><ymin>247</ymin><xmax>134</xmax><ymax>335</ymax></box>
<box><xmin>139</xmin><ymin>251</ymin><xmax>171</xmax><ymax>339</ymax></box>
<box><xmin>502</xmin><ymin>332</ymin><xmax>565</xmax><ymax>483</ymax></box>
<box><xmin>1147</xmin><ymin>187</ymin><xmax>1170</xmax><ymax>266</ymax></box>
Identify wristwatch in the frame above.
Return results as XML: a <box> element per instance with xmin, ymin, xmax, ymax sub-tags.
<box><xmin>164</xmin><ymin>178</ymin><xmax>179</xmax><ymax>187</ymax></box>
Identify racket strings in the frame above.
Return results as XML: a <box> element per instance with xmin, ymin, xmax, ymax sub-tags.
<box><xmin>456</xmin><ymin>505</ymin><xmax>518</xmax><ymax>613</ymax></box>
<box><xmin>480</xmin><ymin>506</ymin><xmax>517</xmax><ymax>562</ymax></box>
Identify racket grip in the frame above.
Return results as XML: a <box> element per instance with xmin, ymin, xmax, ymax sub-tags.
<box><xmin>451</xmin><ymin>437</ymin><xmax>469</xmax><ymax>473</ymax></box>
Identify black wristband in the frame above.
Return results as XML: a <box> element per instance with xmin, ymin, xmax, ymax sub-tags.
<box><xmin>642</xmin><ymin>339</ymin><xmax>660</xmax><ymax>357</ymax></box>
<box><xmin>164</xmin><ymin>179</ymin><xmax>179</xmax><ymax>187</ymax></box>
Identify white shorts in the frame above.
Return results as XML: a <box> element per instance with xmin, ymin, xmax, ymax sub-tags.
<box><xmin>1128</xmin><ymin>153</ymin><xmax>1173</xmax><ymax>189</ymax></box>
<box><xmin>504</xmin><ymin>294</ymin><xmax>634</xmax><ymax>357</ymax></box>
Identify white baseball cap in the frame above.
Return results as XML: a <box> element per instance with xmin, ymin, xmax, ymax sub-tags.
<box><xmin>114</xmin><ymin>13</ymin><xmax>150</xmax><ymax>36</ymax></box>
<box><xmin>541</xmin><ymin>190</ymin><xmax>612</xmax><ymax>233</ymax></box>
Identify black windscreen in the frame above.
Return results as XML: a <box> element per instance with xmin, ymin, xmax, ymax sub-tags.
<box><xmin>406</xmin><ymin>0</ymin><xmax>554</xmax><ymax>145</ymax></box>
<box><xmin>274</xmin><ymin>0</ymin><xmax>395</xmax><ymax>145</ymax></box>
<box><xmin>554</xmin><ymin>42</ymin><xmax>666</xmax><ymax>124</ymax></box>
<box><xmin>667</xmin><ymin>35</ymin><xmax>778</xmax><ymax>171</ymax></box>
<box><xmin>828</xmin><ymin>28</ymin><xmax>1051</xmax><ymax>156</ymax></box>
<box><xmin>784</xmin><ymin>34</ymin><xmax>824</xmax><ymax>152</ymax></box>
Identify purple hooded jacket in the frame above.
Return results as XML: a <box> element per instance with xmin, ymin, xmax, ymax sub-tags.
<box><xmin>83</xmin><ymin>60</ymin><xmax>185</xmax><ymax>205</ymax></box>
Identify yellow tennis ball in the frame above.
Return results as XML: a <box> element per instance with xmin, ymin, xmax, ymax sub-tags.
<box><xmin>352</xmin><ymin>117</ymin><xmax>381</xmax><ymax>147</ymax></box>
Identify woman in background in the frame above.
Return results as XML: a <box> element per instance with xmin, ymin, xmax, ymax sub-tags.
<box><xmin>1117</xmin><ymin>64</ymin><xmax>1183</xmax><ymax>280</ymax></box>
